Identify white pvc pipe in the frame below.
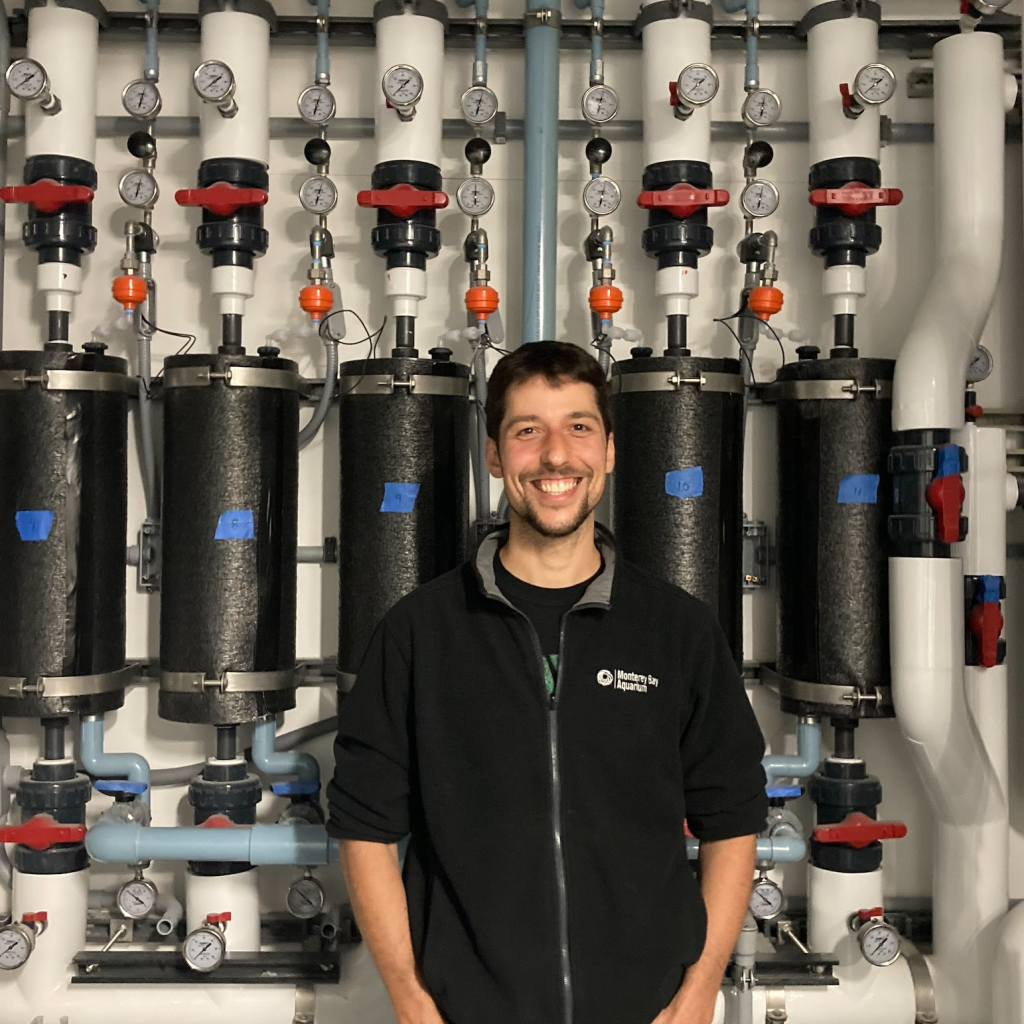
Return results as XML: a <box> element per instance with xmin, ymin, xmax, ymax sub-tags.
<box><xmin>25</xmin><ymin>2</ymin><xmax>98</xmax><ymax>164</ymax></box>
<box><xmin>186</xmin><ymin>868</ymin><xmax>261</xmax><ymax>953</ymax></box>
<box><xmin>375</xmin><ymin>9</ymin><xmax>444</xmax><ymax>169</ymax></box>
<box><xmin>892</xmin><ymin>32</ymin><xmax>1011</xmax><ymax>432</ymax></box>
<box><xmin>808</xmin><ymin>864</ymin><xmax>883</xmax><ymax>962</ymax></box>
<box><xmin>994</xmin><ymin>901</ymin><xmax>1024</xmax><ymax>1024</ymax></box>
<box><xmin>199</xmin><ymin>9</ymin><xmax>270</xmax><ymax>166</ymax></box>
<box><xmin>639</xmin><ymin>1</ymin><xmax>712</xmax><ymax>167</ymax></box>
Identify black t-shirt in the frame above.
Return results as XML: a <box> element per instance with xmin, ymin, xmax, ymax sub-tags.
<box><xmin>493</xmin><ymin>548</ymin><xmax>601</xmax><ymax>696</ymax></box>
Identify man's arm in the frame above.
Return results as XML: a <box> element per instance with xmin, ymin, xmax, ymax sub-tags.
<box><xmin>653</xmin><ymin>834</ymin><xmax>756</xmax><ymax>1024</ymax></box>
<box><xmin>340</xmin><ymin>839</ymin><xmax>446</xmax><ymax>1024</ymax></box>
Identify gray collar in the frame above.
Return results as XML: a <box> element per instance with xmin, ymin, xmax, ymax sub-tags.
<box><xmin>474</xmin><ymin>523</ymin><xmax>616</xmax><ymax>610</ymax></box>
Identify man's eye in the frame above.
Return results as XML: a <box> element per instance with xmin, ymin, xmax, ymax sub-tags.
<box><xmin>571</xmin><ymin>423</ymin><xmax>591</xmax><ymax>432</ymax></box>
<box><xmin>517</xmin><ymin>427</ymin><xmax>535</xmax><ymax>437</ymax></box>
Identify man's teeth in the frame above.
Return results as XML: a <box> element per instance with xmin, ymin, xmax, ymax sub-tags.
<box><xmin>536</xmin><ymin>479</ymin><xmax>579</xmax><ymax>494</ymax></box>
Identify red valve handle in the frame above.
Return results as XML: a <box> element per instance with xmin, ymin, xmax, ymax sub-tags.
<box><xmin>206</xmin><ymin>912</ymin><xmax>232</xmax><ymax>925</ymax></box>
<box><xmin>812</xmin><ymin>812</ymin><xmax>907</xmax><ymax>850</ymax></box>
<box><xmin>808</xmin><ymin>183</ymin><xmax>904</xmax><ymax>218</ymax></box>
<box><xmin>637</xmin><ymin>183</ymin><xmax>730</xmax><ymax>220</ymax></box>
<box><xmin>668</xmin><ymin>81</ymin><xmax>680</xmax><ymax>107</ymax></box>
<box><xmin>926</xmin><ymin>474</ymin><xmax>966</xmax><ymax>545</ymax></box>
<box><xmin>356</xmin><ymin>183</ymin><xmax>449</xmax><ymax>219</ymax></box>
<box><xmin>839</xmin><ymin>82</ymin><xmax>856</xmax><ymax>111</ymax></box>
<box><xmin>0</xmin><ymin>180</ymin><xmax>94</xmax><ymax>215</ymax></box>
<box><xmin>857</xmin><ymin>906</ymin><xmax>884</xmax><ymax>921</ymax></box>
<box><xmin>201</xmin><ymin>814</ymin><xmax>235</xmax><ymax>829</ymax></box>
<box><xmin>174</xmin><ymin>182</ymin><xmax>268</xmax><ymax>217</ymax></box>
<box><xmin>0</xmin><ymin>814</ymin><xmax>87</xmax><ymax>851</ymax></box>
<box><xmin>969</xmin><ymin>601</ymin><xmax>1004</xmax><ymax>669</ymax></box>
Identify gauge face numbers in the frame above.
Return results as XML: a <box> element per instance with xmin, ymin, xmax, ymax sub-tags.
<box><xmin>749</xmin><ymin>880</ymin><xmax>784</xmax><ymax>922</ymax></box>
<box><xmin>740</xmin><ymin>179</ymin><xmax>780</xmax><ymax>219</ymax></box>
<box><xmin>6</xmin><ymin>58</ymin><xmax>48</xmax><ymax>101</ymax></box>
<box><xmin>583</xmin><ymin>176</ymin><xmax>621</xmax><ymax>217</ymax></box>
<box><xmin>854</xmin><ymin>63</ymin><xmax>896</xmax><ymax>106</ymax></box>
<box><xmin>382</xmin><ymin>64</ymin><xmax>423</xmax><ymax>109</ymax></box>
<box><xmin>286</xmin><ymin>877</ymin><xmax>326</xmax><ymax>920</ymax></box>
<box><xmin>118</xmin><ymin>169</ymin><xmax>159</xmax><ymax>210</ymax></box>
<box><xmin>182</xmin><ymin>926</ymin><xmax>227</xmax><ymax>973</ymax></box>
<box><xmin>582</xmin><ymin>85</ymin><xmax>619</xmax><ymax>125</ymax></box>
<box><xmin>967</xmin><ymin>344</ymin><xmax>994</xmax><ymax>384</ymax></box>
<box><xmin>461</xmin><ymin>86</ymin><xmax>498</xmax><ymax>126</ymax></box>
<box><xmin>742</xmin><ymin>88</ymin><xmax>781</xmax><ymax>129</ymax></box>
<box><xmin>456</xmin><ymin>177</ymin><xmax>495</xmax><ymax>217</ymax></box>
<box><xmin>0</xmin><ymin>925</ymin><xmax>32</xmax><ymax>970</ymax></box>
<box><xmin>299</xmin><ymin>175</ymin><xmax>338</xmax><ymax>215</ymax></box>
<box><xmin>122</xmin><ymin>79</ymin><xmax>162</xmax><ymax>120</ymax></box>
<box><xmin>858</xmin><ymin>922</ymin><xmax>901</xmax><ymax>967</ymax></box>
<box><xmin>298</xmin><ymin>85</ymin><xmax>336</xmax><ymax>125</ymax></box>
<box><xmin>117</xmin><ymin>878</ymin><xmax>158</xmax><ymax>920</ymax></box>
<box><xmin>676</xmin><ymin>63</ymin><xmax>719</xmax><ymax>108</ymax></box>
<box><xmin>193</xmin><ymin>60</ymin><xmax>235</xmax><ymax>103</ymax></box>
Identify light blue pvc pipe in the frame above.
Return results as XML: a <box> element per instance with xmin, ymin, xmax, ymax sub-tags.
<box><xmin>522</xmin><ymin>0</ymin><xmax>560</xmax><ymax>343</ymax></box>
<box><xmin>87</xmin><ymin>819</ymin><xmax>338</xmax><ymax>866</ymax></box>
<box><xmin>140</xmin><ymin>0</ymin><xmax>160</xmax><ymax>83</ymax></box>
<box><xmin>762</xmin><ymin>719</ymin><xmax>822</xmax><ymax>787</ymax></box>
<box><xmin>251</xmin><ymin>718</ymin><xmax>320</xmax><ymax>787</ymax></box>
<box><xmin>80</xmin><ymin>716</ymin><xmax>151</xmax><ymax>806</ymax></box>
<box><xmin>687</xmin><ymin>836</ymin><xmax>806</xmax><ymax>863</ymax></box>
<box><xmin>455</xmin><ymin>0</ymin><xmax>489</xmax><ymax>79</ymax></box>
<box><xmin>573</xmin><ymin>0</ymin><xmax>603</xmax><ymax>83</ymax></box>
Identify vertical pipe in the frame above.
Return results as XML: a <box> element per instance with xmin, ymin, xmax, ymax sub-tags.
<box><xmin>0</xmin><ymin>0</ymin><xmax>9</xmax><ymax>350</ymax></box>
<box><xmin>522</xmin><ymin>1</ymin><xmax>561</xmax><ymax>343</ymax></box>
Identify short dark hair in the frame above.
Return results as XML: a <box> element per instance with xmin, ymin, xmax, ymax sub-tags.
<box><xmin>485</xmin><ymin>341</ymin><xmax>612</xmax><ymax>443</ymax></box>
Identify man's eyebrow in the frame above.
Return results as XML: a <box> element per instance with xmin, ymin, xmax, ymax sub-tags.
<box><xmin>505</xmin><ymin>415</ymin><xmax>541</xmax><ymax>428</ymax></box>
<box><xmin>567</xmin><ymin>411</ymin><xmax>600</xmax><ymax>421</ymax></box>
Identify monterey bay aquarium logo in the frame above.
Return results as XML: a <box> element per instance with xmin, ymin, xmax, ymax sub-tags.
<box><xmin>597</xmin><ymin>668</ymin><xmax>660</xmax><ymax>694</ymax></box>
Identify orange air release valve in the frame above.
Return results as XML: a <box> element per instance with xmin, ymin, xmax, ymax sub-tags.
<box><xmin>748</xmin><ymin>286</ymin><xmax>783</xmax><ymax>322</ymax></box>
<box><xmin>466</xmin><ymin>285</ymin><xmax>499</xmax><ymax>323</ymax></box>
<box><xmin>112</xmin><ymin>273</ymin><xmax>148</xmax><ymax>313</ymax></box>
<box><xmin>590</xmin><ymin>284</ymin><xmax>623</xmax><ymax>318</ymax></box>
<box><xmin>299</xmin><ymin>284</ymin><xmax>333</xmax><ymax>321</ymax></box>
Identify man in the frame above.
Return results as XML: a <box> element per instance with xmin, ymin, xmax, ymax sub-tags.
<box><xmin>327</xmin><ymin>341</ymin><xmax>768</xmax><ymax>1024</ymax></box>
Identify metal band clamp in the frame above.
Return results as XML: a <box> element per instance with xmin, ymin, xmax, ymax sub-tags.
<box><xmin>0</xmin><ymin>369</ymin><xmax>136</xmax><ymax>396</ymax></box>
<box><xmin>339</xmin><ymin>373</ymin><xmax>469</xmax><ymax>398</ymax></box>
<box><xmin>633</xmin><ymin>0</ymin><xmax>714</xmax><ymax>35</ymax></box>
<box><xmin>160</xmin><ymin>669</ymin><xmax>296</xmax><ymax>694</ymax></box>
<box><xmin>761</xmin><ymin>666</ymin><xmax>893</xmax><ymax>712</ymax></box>
<box><xmin>796</xmin><ymin>0</ymin><xmax>882</xmax><ymax>36</ymax></box>
<box><xmin>765</xmin><ymin>378</ymin><xmax>892</xmax><ymax>402</ymax></box>
<box><xmin>765</xmin><ymin>986</ymin><xmax>788</xmax><ymax>1023</ymax></box>
<box><xmin>611</xmin><ymin>370</ymin><xmax>744</xmax><ymax>396</ymax></box>
<box><xmin>903</xmin><ymin>940</ymin><xmax>938</xmax><ymax>1024</ymax></box>
<box><xmin>0</xmin><ymin>665</ymin><xmax>136</xmax><ymax>700</ymax></box>
<box><xmin>162</xmin><ymin>366</ymin><xmax>305</xmax><ymax>394</ymax></box>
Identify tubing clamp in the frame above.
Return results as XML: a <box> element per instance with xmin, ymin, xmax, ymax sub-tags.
<box><xmin>523</xmin><ymin>8</ymin><xmax>562</xmax><ymax>28</ymax></box>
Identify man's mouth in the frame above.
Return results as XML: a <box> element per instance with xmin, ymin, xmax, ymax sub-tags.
<box><xmin>531</xmin><ymin>477</ymin><xmax>582</xmax><ymax>496</ymax></box>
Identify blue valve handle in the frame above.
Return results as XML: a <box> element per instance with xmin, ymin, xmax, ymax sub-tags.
<box><xmin>271</xmin><ymin>781</ymin><xmax>320</xmax><ymax>798</ymax></box>
<box><xmin>95</xmin><ymin>780</ymin><xmax>148</xmax><ymax>795</ymax></box>
<box><xmin>766</xmin><ymin>786</ymin><xmax>802</xmax><ymax>800</ymax></box>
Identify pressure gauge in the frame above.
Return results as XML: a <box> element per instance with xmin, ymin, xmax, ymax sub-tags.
<box><xmin>583</xmin><ymin>176</ymin><xmax>621</xmax><ymax>217</ymax></box>
<box><xmin>118</xmin><ymin>169</ymin><xmax>159</xmax><ymax>210</ymax></box>
<box><xmin>286</xmin><ymin>875</ymin><xmax>326</xmax><ymax>920</ymax></box>
<box><xmin>182</xmin><ymin>924</ymin><xmax>227</xmax><ymax>973</ymax></box>
<box><xmin>461</xmin><ymin>85</ymin><xmax>498</xmax><ymax>126</ymax></box>
<box><xmin>740</xmin><ymin>179</ymin><xmax>780</xmax><ymax>219</ymax></box>
<box><xmin>856</xmin><ymin>918</ymin><xmax>901</xmax><ymax>967</ymax></box>
<box><xmin>122</xmin><ymin>79</ymin><xmax>162</xmax><ymax>120</ymax></box>
<box><xmin>117</xmin><ymin>877</ymin><xmax>158</xmax><ymax>920</ymax></box>
<box><xmin>299</xmin><ymin>175</ymin><xmax>338</xmax><ymax>215</ymax></box>
<box><xmin>193</xmin><ymin>60</ymin><xmax>237</xmax><ymax>116</ymax></box>
<box><xmin>298</xmin><ymin>85</ymin><xmax>336</xmax><ymax>126</ymax></box>
<box><xmin>382</xmin><ymin>64</ymin><xmax>423</xmax><ymax>112</ymax></box>
<box><xmin>749</xmin><ymin>878</ymin><xmax>785</xmax><ymax>922</ymax></box>
<box><xmin>853</xmin><ymin>63</ymin><xmax>896</xmax><ymax>106</ymax></box>
<box><xmin>582</xmin><ymin>84</ymin><xmax>619</xmax><ymax>125</ymax></box>
<box><xmin>742</xmin><ymin>88</ymin><xmax>781</xmax><ymax>129</ymax></box>
<box><xmin>6</xmin><ymin>58</ymin><xmax>48</xmax><ymax>101</ymax></box>
<box><xmin>0</xmin><ymin>923</ymin><xmax>34</xmax><ymax>970</ymax></box>
<box><xmin>456</xmin><ymin>176</ymin><xmax>495</xmax><ymax>217</ymax></box>
<box><xmin>967</xmin><ymin>344</ymin><xmax>994</xmax><ymax>384</ymax></box>
<box><xmin>676</xmin><ymin>63</ymin><xmax>719</xmax><ymax>109</ymax></box>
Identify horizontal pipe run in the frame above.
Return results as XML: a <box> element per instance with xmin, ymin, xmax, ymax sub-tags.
<box><xmin>762</xmin><ymin>719</ymin><xmax>822</xmax><ymax>786</ymax></box>
<box><xmin>251</xmin><ymin>718</ymin><xmax>320</xmax><ymax>787</ymax></box>
<box><xmin>79</xmin><ymin>716</ymin><xmax>151</xmax><ymax>805</ymax></box>
<box><xmin>687</xmin><ymin>836</ymin><xmax>806</xmax><ymax>863</ymax></box>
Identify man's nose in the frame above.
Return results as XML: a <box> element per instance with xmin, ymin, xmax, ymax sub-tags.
<box><xmin>541</xmin><ymin>431</ymin><xmax>570</xmax><ymax>467</ymax></box>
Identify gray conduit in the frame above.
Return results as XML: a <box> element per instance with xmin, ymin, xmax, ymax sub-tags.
<box><xmin>135</xmin><ymin>263</ymin><xmax>158</xmax><ymax>519</ymax></box>
<box><xmin>298</xmin><ymin>339</ymin><xmax>338</xmax><ymax>449</ymax></box>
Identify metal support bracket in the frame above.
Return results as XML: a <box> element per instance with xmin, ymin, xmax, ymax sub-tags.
<box><xmin>0</xmin><ymin>666</ymin><xmax>136</xmax><ymax>700</ymax></box>
<box><xmin>903</xmin><ymin>940</ymin><xmax>939</xmax><ymax>1023</ymax></box>
<box><xmin>524</xmin><ymin>8</ymin><xmax>562</xmax><ymax>29</ymax></box>
<box><xmin>611</xmin><ymin>370</ymin><xmax>745</xmax><ymax>396</ymax></box>
<box><xmin>159</xmin><ymin>669</ymin><xmax>296</xmax><ymax>694</ymax></box>
<box><xmin>743</xmin><ymin>519</ymin><xmax>770</xmax><ymax>589</ymax></box>
<box><xmin>765</xmin><ymin>986</ymin><xmax>788</xmax><ymax>1023</ymax></box>
<box><xmin>293</xmin><ymin>984</ymin><xmax>316</xmax><ymax>1024</ymax></box>
<box><xmin>136</xmin><ymin>519</ymin><xmax>160</xmax><ymax>592</ymax></box>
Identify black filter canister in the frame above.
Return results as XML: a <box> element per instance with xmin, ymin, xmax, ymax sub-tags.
<box><xmin>159</xmin><ymin>351</ymin><xmax>300</xmax><ymax>725</ymax></box>
<box><xmin>0</xmin><ymin>348</ymin><xmax>128</xmax><ymax>718</ymax></box>
<box><xmin>773</xmin><ymin>353</ymin><xmax>895</xmax><ymax>719</ymax></box>
<box><xmin>611</xmin><ymin>354</ymin><xmax>744</xmax><ymax>662</ymax></box>
<box><xmin>338</xmin><ymin>356</ymin><xmax>470</xmax><ymax>681</ymax></box>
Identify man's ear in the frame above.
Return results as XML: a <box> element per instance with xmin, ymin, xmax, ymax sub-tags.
<box><xmin>485</xmin><ymin>436</ymin><xmax>503</xmax><ymax>479</ymax></box>
<box><xmin>605</xmin><ymin>431</ymin><xmax>615</xmax><ymax>475</ymax></box>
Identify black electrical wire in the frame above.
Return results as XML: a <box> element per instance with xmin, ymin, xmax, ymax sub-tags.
<box><xmin>714</xmin><ymin>311</ymin><xmax>786</xmax><ymax>367</ymax></box>
<box><xmin>317</xmin><ymin>308</ymin><xmax>386</xmax><ymax>398</ymax></box>
<box><xmin>142</xmin><ymin>315</ymin><xmax>198</xmax><ymax>392</ymax></box>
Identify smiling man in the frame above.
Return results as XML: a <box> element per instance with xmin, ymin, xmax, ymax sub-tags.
<box><xmin>327</xmin><ymin>341</ymin><xmax>768</xmax><ymax>1024</ymax></box>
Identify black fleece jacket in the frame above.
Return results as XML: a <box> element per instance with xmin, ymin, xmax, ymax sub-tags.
<box><xmin>327</xmin><ymin>527</ymin><xmax>768</xmax><ymax>1024</ymax></box>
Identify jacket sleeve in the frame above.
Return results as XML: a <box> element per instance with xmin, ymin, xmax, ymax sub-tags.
<box><xmin>326</xmin><ymin>617</ymin><xmax>412</xmax><ymax>843</ymax></box>
<box><xmin>680</xmin><ymin>616</ymin><xmax>768</xmax><ymax>842</ymax></box>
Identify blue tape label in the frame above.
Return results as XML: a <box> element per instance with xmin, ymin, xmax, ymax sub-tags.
<box><xmin>665</xmin><ymin>467</ymin><xmax>704</xmax><ymax>500</ymax></box>
<box><xmin>15</xmin><ymin>510</ymin><xmax>53</xmax><ymax>542</ymax></box>
<box><xmin>380</xmin><ymin>482</ymin><xmax>421</xmax><ymax>513</ymax></box>
<box><xmin>214</xmin><ymin>509</ymin><xmax>255</xmax><ymax>540</ymax></box>
<box><xmin>837</xmin><ymin>474</ymin><xmax>880</xmax><ymax>505</ymax></box>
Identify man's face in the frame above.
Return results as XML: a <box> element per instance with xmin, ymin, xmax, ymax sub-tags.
<box><xmin>486</xmin><ymin>375</ymin><xmax>615</xmax><ymax>539</ymax></box>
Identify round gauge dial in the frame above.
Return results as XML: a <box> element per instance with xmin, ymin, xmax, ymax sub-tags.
<box><xmin>118</xmin><ymin>169</ymin><xmax>159</xmax><ymax>210</ymax></box>
<box><xmin>456</xmin><ymin>176</ymin><xmax>495</xmax><ymax>217</ymax></box>
<box><xmin>286</xmin><ymin>877</ymin><xmax>326</xmax><ymax>920</ymax></box>
<box><xmin>858</xmin><ymin>921</ymin><xmax>901</xmax><ymax>967</ymax></box>
<box><xmin>298</xmin><ymin>85</ymin><xmax>336</xmax><ymax>125</ymax></box>
<box><xmin>676</xmin><ymin>63</ymin><xmax>719</xmax><ymax>108</ymax></box>
<box><xmin>583</xmin><ymin>176</ymin><xmax>621</xmax><ymax>217</ymax></box>
<box><xmin>6</xmin><ymin>58</ymin><xmax>48</xmax><ymax>101</ymax></box>
<box><xmin>0</xmin><ymin>925</ymin><xmax>33</xmax><ymax>970</ymax></box>
<box><xmin>382</xmin><ymin>64</ymin><xmax>423</xmax><ymax>108</ymax></box>
<box><xmin>299</xmin><ymin>175</ymin><xmax>338</xmax><ymax>215</ymax></box>
<box><xmin>742</xmin><ymin>88</ymin><xmax>781</xmax><ymax>128</ymax></box>
<box><xmin>461</xmin><ymin>85</ymin><xmax>498</xmax><ymax>126</ymax></box>
<box><xmin>740</xmin><ymin>179</ymin><xmax>780</xmax><ymax>219</ymax></box>
<box><xmin>854</xmin><ymin>63</ymin><xmax>896</xmax><ymax>106</ymax></box>
<box><xmin>182</xmin><ymin>926</ymin><xmax>227</xmax><ymax>973</ymax></box>
<box><xmin>122</xmin><ymin>79</ymin><xmax>162</xmax><ymax>120</ymax></box>
<box><xmin>117</xmin><ymin>878</ymin><xmax>158</xmax><ymax>920</ymax></box>
<box><xmin>193</xmin><ymin>60</ymin><xmax>235</xmax><ymax>103</ymax></box>
<box><xmin>582</xmin><ymin>85</ymin><xmax>619</xmax><ymax>125</ymax></box>
<box><xmin>749</xmin><ymin>879</ymin><xmax>785</xmax><ymax>922</ymax></box>
<box><xmin>967</xmin><ymin>344</ymin><xmax>994</xmax><ymax>384</ymax></box>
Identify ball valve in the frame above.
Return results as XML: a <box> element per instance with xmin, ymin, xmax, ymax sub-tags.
<box><xmin>637</xmin><ymin>183</ymin><xmax>730</xmax><ymax>220</ymax></box>
<box><xmin>357</xmin><ymin>183</ymin><xmax>448</xmax><ymax>219</ymax></box>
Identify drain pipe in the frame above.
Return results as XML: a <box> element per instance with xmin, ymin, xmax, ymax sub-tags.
<box><xmin>522</xmin><ymin>1</ymin><xmax>561</xmax><ymax>343</ymax></box>
<box><xmin>251</xmin><ymin>717</ymin><xmax>320</xmax><ymax>788</ymax></box>
<box><xmin>762</xmin><ymin>717</ymin><xmax>820</xmax><ymax>786</ymax></box>
<box><xmin>889</xmin><ymin>30</ymin><xmax>1013</xmax><ymax>1024</ymax></box>
<box><xmin>79</xmin><ymin>716</ymin><xmax>151</xmax><ymax>806</ymax></box>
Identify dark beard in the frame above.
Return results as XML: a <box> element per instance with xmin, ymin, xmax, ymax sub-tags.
<box><xmin>513</xmin><ymin>488</ymin><xmax>597</xmax><ymax>539</ymax></box>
